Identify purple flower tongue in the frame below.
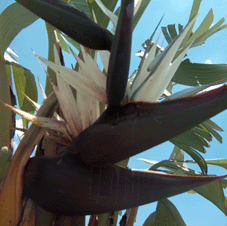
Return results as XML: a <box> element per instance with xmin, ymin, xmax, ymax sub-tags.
<box><xmin>106</xmin><ymin>0</ymin><xmax>134</xmax><ymax>106</ymax></box>
<box><xmin>23</xmin><ymin>152</ymin><xmax>226</xmax><ymax>216</ymax></box>
<box><xmin>74</xmin><ymin>85</ymin><xmax>227</xmax><ymax>166</ymax></box>
<box><xmin>16</xmin><ymin>0</ymin><xmax>114</xmax><ymax>50</ymax></box>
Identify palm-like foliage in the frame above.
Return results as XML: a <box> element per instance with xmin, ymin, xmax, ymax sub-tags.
<box><xmin>0</xmin><ymin>0</ymin><xmax>227</xmax><ymax>225</ymax></box>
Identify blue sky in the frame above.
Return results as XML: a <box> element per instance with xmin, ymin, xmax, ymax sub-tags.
<box><xmin>1</xmin><ymin>0</ymin><xmax>227</xmax><ymax>225</ymax></box>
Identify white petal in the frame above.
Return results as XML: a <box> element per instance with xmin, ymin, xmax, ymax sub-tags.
<box><xmin>163</xmin><ymin>85</ymin><xmax>210</xmax><ymax>101</ymax></box>
<box><xmin>131</xmin><ymin>38</ymin><xmax>159</xmax><ymax>93</ymax></box>
<box><xmin>99</xmin><ymin>50</ymin><xmax>110</xmax><ymax>72</ymax></box>
<box><xmin>134</xmin><ymin>43</ymin><xmax>192</xmax><ymax>102</ymax></box>
<box><xmin>1</xmin><ymin>101</ymin><xmax>71</xmax><ymax>140</ymax></box>
<box><xmin>89</xmin><ymin>98</ymin><xmax>100</xmax><ymax>125</ymax></box>
<box><xmin>77</xmin><ymin>92</ymin><xmax>91</xmax><ymax>131</ymax></box>
<box><xmin>38</xmin><ymin>79</ymin><xmax>47</xmax><ymax>99</ymax></box>
<box><xmin>38</xmin><ymin>56</ymin><xmax>107</xmax><ymax>104</ymax></box>
<box><xmin>80</xmin><ymin>46</ymin><xmax>106</xmax><ymax>88</ymax></box>
<box><xmin>53</xmin><ymin>45</ymin><xmax>82</xmax><ymax>136</ymax></box>
<box><xmin>131</xmin><ymin>16</ymin><xmax>197</xmax><ymax>102</ymax></box>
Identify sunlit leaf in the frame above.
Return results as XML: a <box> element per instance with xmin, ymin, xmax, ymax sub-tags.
<box><xmin>173</xmin><ymin>59</ymin><xmax>227</xmax><ymax>86</ymax></box>
<box><xmin>0</xmin><ymin>147</ymin><xmax>12</xmax><ymax>183</ymax></box>
<box><xmin>144</xmin><ymin>199</ymin><xmax>187</xmax><ymax>226</ymax></box>
<box><xmin>11</xmin><ymin>64</ymin><xmax>37</xmax><ymax>128</ymax></box>
<box><xmin>187</xmin><ymin>159</ymin><xmax>227</xmax><ymax>170</ymax></box>
<box><xmin>0</xmin><ymin>2</ymin><xmax>38</xmax><ymax>55</ymax></box>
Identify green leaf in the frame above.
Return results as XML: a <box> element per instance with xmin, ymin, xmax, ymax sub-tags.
<box><xmin>189</xmin><ymin>0</ymin><xmax>202</xmax><ymax>20</ymax></box>
<box><xmin>170</xmin><ymin>141</ymin><xmax>207</xmax><ymax>174</ymax></box>
<box><xmin>192</xmin><ymin>126</ymin><xmax>212</xmax><ymax>142</ymax></box>
<box><xmin>88</xmin><ymin>0</ymin><xmax>118</xmax><ymax>28</ymax></box>
<box><xmin>202</xmin><ymin>121</ymin><xmax>223</xmax><ymax>143</ymax></box>
<box><xmin>143</xmin><ymin>199</ymin><xmax>186</xmax><ymax>226</ymax></box>
<box><xmin>192</xmin><ymin>17</ymin><xmax>226</xmax><ymax>48</ymax></box>
<box><xmin>0</xmin><ymin>146</ymin><xmax>12</xmax><ymax>183</ymax></box>
<box><xmin>179</xmin><ymin>170</ymin><xmax>227</xmax><ymax>215</ymax></box>
<box><xmin>62</xmin><ymin>33</ymin><xmax>81</xmax><ymax>51</ymax></box>
<box><xmin>202</xmin><ymin>119</ymin><xmax>224</xmax><ymax>131</ymax></box>
<box><xmin>188</xmin><ymin>159</ymin><xmax>227</xmax><ymax>170</ymax></box>
<box><xmin>45</xmin><ymin>22</ymin><xmax>57</xmax><ymax>96</ymax></box>
<box><xmin>11</xmin><ymin>64</ymin><xmax>37</xmax><ymax>128</ymax></box>
<box><xmin>161</xmin><ymin>26</ymin><xmax>172</xmax><ymax>44</ymax></box>
<box><xmin>142</xmin><ymin>211</ymin><xmax>156</xmax><ymax>226</ymax></box>
<box><xmin>187</xmin><ymin>9</ymin><xmax>214</xmax><ymax>45</ymax></box>
<box><xmin>180</xmin><ymin>0</ymin><xmax>201</xmax><ymax>47</ymax></box>
<box><xmin>55</xmin><ymin>30</ymin><xmax>70</xmax><ymax>53</ymax></box>
<box><xmin>98</xmin><ymin>213</ymin><xmax>109</xmax><ymax>226</ymax></box>
<box><xmin>173</xmin><ymin>59</ymin><xmax>227</xmax><ymax>86</ymax></box>
<box><xmin>69</xmin><ymin>0</ymin><xmax>91</xmax><ymax>17</ymax></box>
<box><xmin>171</xmin><ymin>130</ymin><xmax>207</xmax><ymax>153</ymax></box>
<box><xmin>167</xmin><ymin>24</ymin><xmax>178</xmax><ymax>40</ymax></box>
<box><xmin>0</xmin><ymin>57</ymin><xmax>11</xmax><ymax>149</ymax></box>
<box><xmin>0</xmin><ymin>2</ymin><xmax>38</xmax><ymax>55</ymax></box>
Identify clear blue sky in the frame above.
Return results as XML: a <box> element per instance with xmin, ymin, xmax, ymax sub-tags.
<box><xmin>1</xmin><ymin>0</ymin><xmax>227</xmax><ymax>225</ymax></box>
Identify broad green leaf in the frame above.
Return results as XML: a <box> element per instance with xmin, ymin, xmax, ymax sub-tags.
<box><xmin>180</xmin><ymin>0</ymin><xmax>201</xmax><ymax>47</ymax></box>
<box><xmin>189</xmin><ymin>0</ymin><xmax>202</xmax><ymax>20</ymax></box>
<box><xmin>88</xmin><ymin>0</ymin><xmax>118</xmax><ymax>28</ymax></box>
<box><xmin>98</xmin><ymin>213</ymin><xmax>109</xmax><ymax>226</ymax></box>
<box><xmin>161</xmin><ymin>26</ymin><xmax>172</xmax><ymax>44</ymax></box>
<box><xmin>192</xmin><ymin>126</ymin><xmax>212</xmax><ymax>142</ymax></box>
<box><xmin>0</xmin><ymin>146</ymin><xmax>12</xmax><ymax>183</ymax></box>
<box><xmin>143</xmin><ymin>199</ymin><xmax>186</xmax><ymax>226</ymax></box>
<box><xmin>11</xmin><ymin>64</ymin><xmax>37</xmax><ymax>128</ymax></box>
<box><xmin>178</xmin><ymin>24</ymin><xmax>183</xmax><ymax>33</ymax></box>
<box><xmin>142</xmin><ymin>212</ymin><xmax>156</xmax><ymax>226</ymax></box>
<box><xmin>69</xmin><ymin>0</ymin><xmax>91</xmax><ymax>17</ymax></box>
<box><xmin>171</xmin><ymin>130</ymin><xmax>207</xmax><ymax>154</ymax></box>
<box><xmin>139</xmin><ymin>158</ymin><xmax>199</xmax><ymax>176</ymax></box>
<box><xmin>170</xmin><ymin>141</ymin><xmax>207</xmax><ymax>174</ymax></box>
<box><xmin>221</xmin><ymin>179</ymin><xmax>227</xmax><ymax>188</ymax></box>
<box><xmin>162</xmin><ymin>1</ymin><xmax>226</xmax><ymax>55</ymax></box>
<box><xmin>178</xmin><ymin>170</ymin><xmax>227</xmax><ymax>215</ymax></box>
<box><xmin>188</xmin><ymin>159</ymin><xmax>227</xmax><ymax>170</ymax></box>
<box><xmin>202</xmin><ymin>119</ymin><xmax>224</xmax><ymax>131</ymax></box>
<box><xmin>63</xmin><ymin>34</ymin><xmax>81</xmax><ymax>51</ymax></box>
<box><xmin>0</xmin><ymin>2</ymin><xmax>38</xmax><ymax>55</ymax></box>
<box><xmin>192</xmin><ymin>18</ymin><xmax>226</xmax><ymax>48</ymax></box>
<box><xmin>169</xmin><ymin>146</ymin><xmax>185</xmax><ymax>164</ymax></box>
<box><xmin>5</xmin><ymin>64</ymin><xmax>12</xmax><ymax>86</ymax></box>
<box><xmin>0</xmin><ymin>93</ymin><xmax>58</xmax><ymax>225</ymax></box>
<box><xmin>55</xmin><ymin>30</ymin><xmax>70</xmax><ymax>53</ymax></box>
<box><xmin>167</xmin><ymin>24</ymin><xmax>178</xmax><ymax>40</ymax></box>
<box><xmin>187</xmin><ymin>9</ymin><xmax>214</xmax><ymax>45</ymax></box>
<box><xmin>45</xmin><ymin>22</ymin><xmax>57</xmax><ymax>96</ymax></box>
<box><xmin>0</xmin><ymin>57</ymin><xmax>11</xmax><ymax>149</ymax></box>
<box><xmin>202</xmin><ymin>121</ymin><xmax>223</xmax><ymax>143</ymax></box>
<box><xmin>173</xmin><ymin>59</ymin><xmax>227</xmax><ymax>86</ymax></box>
